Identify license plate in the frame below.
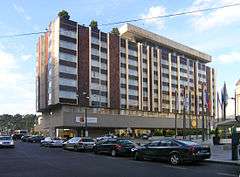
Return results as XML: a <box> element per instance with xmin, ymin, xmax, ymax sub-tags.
<box><xmin>3</xmin><ymin>142</ymin><xmax>9</xmax><ymax>144</ymax></box>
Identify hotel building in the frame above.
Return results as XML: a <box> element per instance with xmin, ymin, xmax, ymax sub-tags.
<box><xmin>36</xmin><ymin>16</ymin><xmax>216</xmax><ymax>137</ymax></box>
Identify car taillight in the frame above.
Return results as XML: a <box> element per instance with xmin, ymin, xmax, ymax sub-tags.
<box><xmin>115</xmin><ymin>144</ymin><xmax>122</xmax><ymax>150</ymax></box>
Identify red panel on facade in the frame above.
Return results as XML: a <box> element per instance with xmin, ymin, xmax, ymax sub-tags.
<box><xmin>109</xmin><ymin>34</ymin><xmax>120</xmax><ymax>109</ymax></box>
<box><xmin>78</xmin><ymin>25</ymin><xmax>90</xmax><ymax>106</ymax></box>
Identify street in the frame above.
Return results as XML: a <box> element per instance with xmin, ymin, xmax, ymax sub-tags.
<box><xmin>0</xmin><ymin>142</ymin><xmax>239</xmax><ymax>177</ymax></box>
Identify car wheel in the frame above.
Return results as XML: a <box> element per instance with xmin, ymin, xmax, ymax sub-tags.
<box><xmin>134</xmin><ymin>152</ymin><xmax>143</xmax><ymax>161</ymax></box>
<box><xmin>169</xmin><ymin>153</ymin><xmax>181</xmax><ymax>165</ymax></box>
<box><xmin>111</xmin><ymin>149</ymin><xmax>117</xmax><ymax>157</ymax></box>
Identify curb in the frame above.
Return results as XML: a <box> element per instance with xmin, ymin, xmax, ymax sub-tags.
<box><xmin>205</xmin><ymin>159</ymin><xmax>240</xmax><ymax>166</ymax></box>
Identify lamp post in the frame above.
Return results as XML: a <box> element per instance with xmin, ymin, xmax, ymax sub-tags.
<box><xmin>230</xmin><ymin>92</ymin><xmax>239</xmax><ymax>160</ymax></box>
<box><xmin>79</xmin><ymin>92</ymin><xmax>89</xmax><ymax>137</ymax></box>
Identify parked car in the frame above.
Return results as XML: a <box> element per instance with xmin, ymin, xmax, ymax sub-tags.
<box><xmin>133</xmin><ymin>138</ymin><xmax>211</xmax><ymax>165</ymax></box>
<box><xmin>48</xmin><ymin>138</ymin><xmax>64</xmax><ymax>147</ymax></box>
<box><xmin>21</xmin><ymin>135</ymin><xmax>32</xmax><ymax>142</ymax></box>
<box><xmin>63</xmin><ymin>137</ymin><xmax>95</xmax><ymax>151</ymax></box>
<box><xmin>40</xmin><ymin>137</ymin><xmax>52</xmax><ymax>146</ymax></box>
<box><xmin>93</xmin><ymin>138</ymin><xmax>137</xmax><ymax>157</ymax></box>
<box><xmin>0</xmin><ymin>136</ymin><xmax>15</xmax><ymax>148</ymax></box>
<box><xmin>28</xmin><ymin>136</ymin><xmax>45</xmax><ymax>143</ymax></box>
<box><xmin>96</xmin><ymin>134</ymin><xmax>117</xmax><ymax>142</ymax></box>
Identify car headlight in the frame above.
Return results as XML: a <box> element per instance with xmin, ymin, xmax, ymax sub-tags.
<box><xmin>131</xmin><ymin>148</ymin><xmax>137</xmax><ymax>152</ymax></box>
<box><xmin>10</xmin><ymin>141</ymin><xmax>14</xmax><ymax>145</ymax></box>
<box><xmin>0</xmin><ymin>142</ymin><xmax>2</xmax><ymax>145</ymax></box>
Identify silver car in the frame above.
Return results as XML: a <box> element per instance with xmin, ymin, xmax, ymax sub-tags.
<box><xmin>0</xmin><ymin>136</ymin><xmax>15</xmax><ymax>148</ymax></box>
<box><xmin>63</xmin><ymin>137</ymin><xmax>95</xmax><ymax>151</ymax></box>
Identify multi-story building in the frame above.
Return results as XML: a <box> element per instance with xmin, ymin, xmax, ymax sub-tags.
<box><xmin>36</xmin><ymin>16</ymin><xmax>216</xmax><ymax>137</ymax></box>
<box><xmin>236</xmin><ymin>79</ymin><xmax>240</xmax><ymax>116</ymax></box>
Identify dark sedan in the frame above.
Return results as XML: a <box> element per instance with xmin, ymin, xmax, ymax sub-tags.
<box><xmin>133</xmin><ymin>138</ymin><xmax>211</xmax><ymax>165</ymax></box>
<box><xmin>93</xmin><ymin>139</ymin><xmax>137</xmax><ymax>157</ymax></box>
<box><xmin>28</xmin><ymin>136</ymin><xmax>45</xmax><ymax>143</ymax></box>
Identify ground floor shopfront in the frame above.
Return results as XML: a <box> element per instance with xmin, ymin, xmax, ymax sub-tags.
<box><xmin>38</xmin><ymin>105</ymin><xmax>213</xmax><ymax>138</ymax></box>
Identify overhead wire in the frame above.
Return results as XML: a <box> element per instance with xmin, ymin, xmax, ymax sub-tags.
<box><xmin>0</xmin><ymin>3</ymin><xmax>240</xmax><ymax>38</ymax></box>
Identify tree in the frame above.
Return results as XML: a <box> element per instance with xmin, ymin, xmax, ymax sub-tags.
<box><xmin>58</xmin><ymin>10</ymin><xmax>70</xmax><ymax>20</ymax></box>
<box><xmin>89</xmin><ymin>20</ymin><xmax>98</xmax><ymax>30</ymax></box>
<box><xmin>110</xmin><ymin>27</ymin><xmax>120</xmax><ymax>36</ymax></box>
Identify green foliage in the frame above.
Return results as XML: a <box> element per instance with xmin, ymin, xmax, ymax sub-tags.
<box><xmin>110</xmin><ymin>28</ymin><xmax>120</xmax><ymax>36</ymax></box>
<box><xmin>153</xmin><ymin>129</ymin><xmax>163</xmax><ymax>136</ymax></box>
<box><xmin>89</xmin><ymin>20</ymin><xmax>98</xmax><ymax>29</ymax></box>
<box><xmin>0</xmin><ymin>114</ymin><xmax>37</xmax><ymax>132</ymax></box>
<box><xmin>58</xmin><ymin>10</ymin><xmax>70</xmax><ymax>20</ymax></box>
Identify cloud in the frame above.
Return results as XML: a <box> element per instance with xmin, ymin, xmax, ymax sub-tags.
<box><xmin>0</xmin><ymin>49</ymin><xmax>35</xmax><ymax>114</ymax></box>
<box><xmin>217</xmin><ymin>51</ymin><xmax>240</xmax><ymax>63</ymax></box>
<box><xmin>21</xmin><ymin>54</ymin><xmax>33</xmax><ymax>61</ymax></box>
<box><xmin>13</xmin><ymin>3</ymin><xmax>31</xmax><ymax>21</ymax></box>
<box><xmin>189</xmin><ymin>0</ymin><xmax>240</xmax><ymax>31</ymax></box>
<box><xmin>140</xmin><ymin>6</ymin><xmax>166</xmax><ymax>30</ymax></box>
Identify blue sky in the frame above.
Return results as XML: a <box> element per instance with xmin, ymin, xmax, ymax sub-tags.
<box><xmin>0</xmin><ymin>0</ymin><xmax>239</xmax><ymax>115</ymax></box>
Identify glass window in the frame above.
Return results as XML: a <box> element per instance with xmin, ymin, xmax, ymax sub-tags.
<box><xmin>60</xmin><ymin>28</ymin><xmax>76</xmax><ymax>38</ymax></box>
<box><xmin>59</xmin><ymin>52</ymin><xmax>76</xmax><ymax>62</ymax></box>
<box><xmin>148</xmin><ymin>141</ymin><xmax>160</xmax><ymax>147</ymax></box>
<box><xmin>59</xmin><ymin>65</ymin><xmax>77</xmax><ymax>75</ymax></box>
<box><xmin>59</xmin><ymin>40</ymin><xmax>76</xmax><ymax>51</ymax></box>
<box><xmin>59</xmin><ymin>91</ymin><xmax>76</xmax><ymax>99</ymax></box>
<box><xmin>59</xmin><ymin>78</ymin><xmax>76</xmax><ymax>87</ymax></box>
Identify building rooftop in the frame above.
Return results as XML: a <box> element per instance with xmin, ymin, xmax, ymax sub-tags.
<box><xmin>119</xmin><ymin>23</ymin><xmax>212</xmax><ymax>63</ymax></box>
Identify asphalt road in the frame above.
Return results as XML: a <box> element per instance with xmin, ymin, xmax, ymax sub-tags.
<box><xmin>0</xmin><ymin>141</ymin><xmax>239</xmax><ymax>177</ymax></box>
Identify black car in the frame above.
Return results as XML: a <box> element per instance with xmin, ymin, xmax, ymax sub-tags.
<box><xmin>133</xmin><ymin>138</ymin><xmax>211</xmax><ymax>165</ymax></box>
<box><xmin>21</xmin><ymin>135</ymin><xmax>31</xmax><ymax>142</ymax></box>
<box><xmin>93</xmin><ymin>139</ymin><xmax>137</xmax><ymax>157</ymax></box>
<box><xmin>28</xmin><ymin>136</ymin><xmax>45</xmax><ymax>143</ymax></box>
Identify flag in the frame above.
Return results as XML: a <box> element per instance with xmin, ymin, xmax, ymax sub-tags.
<box><xmin>217</xmin><ymin>92</ymin><xmax>221</xmax><ymax>107</ymax></box>
<box><xmin>221</xmin><ymin>82</ymin><xmax>228</xmax><ymax>106</ymax></box>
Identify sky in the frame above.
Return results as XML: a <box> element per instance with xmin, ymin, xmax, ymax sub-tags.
<box><xmin>0</xmin><ymin>0</ymin><xmax>239</xmax><ymax>115</ymax></box>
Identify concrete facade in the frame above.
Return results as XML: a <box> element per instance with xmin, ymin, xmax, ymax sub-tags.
<box><xmin>36</xmin><ymin>16</ymin><xmax>216</xmax><ymax>136</ymax></box>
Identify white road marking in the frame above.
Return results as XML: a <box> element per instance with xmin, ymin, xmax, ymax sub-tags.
<box><xmin>217</xmin><ymin>172</ymin><xmax>237</xmax><ymax>177</ymax></box>
<box><xmin>162</xmin><ymin>165</ymin><xmax>187</xmax><ymax>170</ymax></box>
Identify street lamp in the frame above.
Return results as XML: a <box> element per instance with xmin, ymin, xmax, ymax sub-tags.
<box><xmin>229</xmin><ymin>92</ymin><xmax>239</xmax><ymax>160</ymax></box>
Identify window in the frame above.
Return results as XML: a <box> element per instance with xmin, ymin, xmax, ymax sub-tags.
<box><xmin>59</xmin><ymin>52</ymin><xmax>76</xmax><ymax>62</ymax></box>
<box><xmin>148</xmin><ymin>141</ymin><xmax>160</xmax><ymax>147</ymax></box>
<box><xmin>59</xmin><ymin>78</ymin><xmax>76</xmax><ymax>87</ymax></box>
<box><xmin>59</xmin><ymin>65</ymin><xmax>76</xmax><ymax>75</ymax></box>
<box><xmin>59</xmin><ymin>40</ymin><xmax>76</xmax><ymax>51</ymax></box>
<box><xmin>59</xmin><ymin>91</ymin><xmax>76</xmax><ymax>99</ymax></box>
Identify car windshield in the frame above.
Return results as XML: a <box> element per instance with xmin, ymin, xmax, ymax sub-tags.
<box><xmin>177</xmin><ymin>140</ymin><xmax>198</xmax><ymax>146</ymax></box>
<box><xmin>0</xmin><ymin>136</ymin><xmax>12</xmax><ymax>140</ymax></box>
<box><xmin>69</xmin><ymin>137</ymin><xmax>81</xmax><ymax>142</ymax></box>
<box><xmin>117</xmin><ymin>140</ymin><xmax>135</xmax><ymax>145</ymax></box>
<box><xmin>82</xmin><ymin>138</ymin><xmax>94</xmax><ymax>142</ymax></box>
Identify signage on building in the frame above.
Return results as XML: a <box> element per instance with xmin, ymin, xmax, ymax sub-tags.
<box><xmin>87</xmin><ymin>117</ymin><xmax>98</xmax><ymax>124</ymax></box>
<box><xmin>76</xmin><ymin>117</ymin><xmax>97</xmax><ymax>124</ymax></box>
<box><xmin>76</xmin><ymin>116</ymin><xmax>85</xmax><ymax>124</ymax></box>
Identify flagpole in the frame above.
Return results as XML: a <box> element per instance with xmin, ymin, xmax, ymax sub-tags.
<box><xmin>183</xmin><ymin>86</ymin><xmax>187</xmax><ymax>140</ymax></box>
<box><xmin>189</xmin><ymin>90</ymin><xmax>192</xmax><ymax>140</ymax></box>
<box><xmin>175</xmin><ymin>90</ymin><xmax>178</xmax><ymax>138</ymax></box>
<box><xmin>201</xmin><ymin>82</ymin><xmax>205</xmax><ymax>142</ymax></box>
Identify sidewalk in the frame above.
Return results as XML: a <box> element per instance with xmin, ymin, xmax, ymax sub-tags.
<box><xmin>206</xmin><ymin>144</ymin><xmax>240</xmax><ymax>165</ymax></box>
